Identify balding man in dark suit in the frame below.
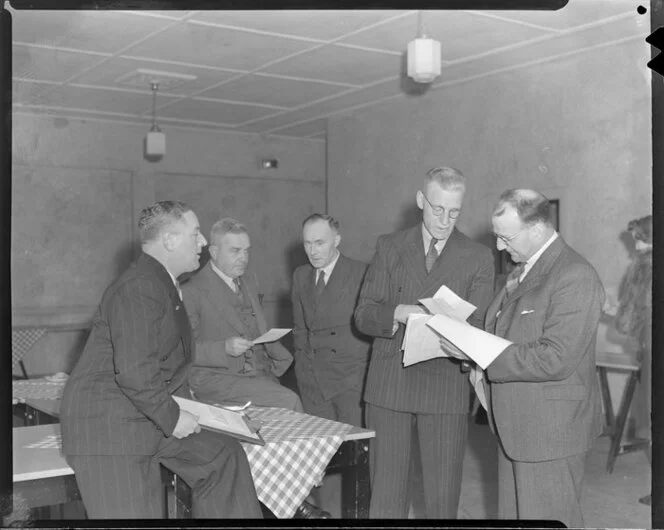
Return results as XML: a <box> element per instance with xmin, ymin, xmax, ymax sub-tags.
<box><xmin>354</xmin><ymin>167</ymin><xmax>495</xmax><ymax>519</ymax></box>
<box><xmin>60</xmin><ymin>201</ymin><xmax>262</xmax><ymax>519</ymax></box>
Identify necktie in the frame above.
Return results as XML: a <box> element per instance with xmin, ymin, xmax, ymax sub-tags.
<box><xmin>425</xmin><ymin>238</ymin><xmax>439</xmax><ymax>273</ymax></box>
<box><xmin>315</xmin><ymin>270</ymin><xmax>326</xmax><ymax>299</ymax></box>
<box><xmin>505</xmin><ymin>263</ymin><xmax>525</xmax><ymax>298</ymax></box>
<box><xmin>233</xmin><ymin>278</ymin><xmax>241</xmax><ymax>294</ymax></box>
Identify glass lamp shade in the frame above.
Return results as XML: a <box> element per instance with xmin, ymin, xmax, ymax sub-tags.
<box><xmin>407</xmin><ymin>37</ymin><xmax>441</xmax><ymax>83</ymax></box>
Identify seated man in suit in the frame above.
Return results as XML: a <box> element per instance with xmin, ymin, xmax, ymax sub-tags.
<box><xmin>182</xmin><ymin>217</ymin><xmax>302</xmax><ymax>411</ymax></box>
<box><xmin>60</xmin><ymin>201</ymin><xmax>262</xmax><ymax>518</ymax></box>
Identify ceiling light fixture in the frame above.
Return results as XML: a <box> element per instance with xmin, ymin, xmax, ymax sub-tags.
<box><xmin>407</xmin><ymin>11</ymin><xmax>441</xmax><ymax>84</ymax></box>
<box><xmin>145</xmin><ymin>81</ymin><xmax>165</xmax><ymax>161</ymax></box>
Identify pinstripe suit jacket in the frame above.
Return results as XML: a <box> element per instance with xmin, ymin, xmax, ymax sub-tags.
<box><xmin>355</xmin><ymin>225</ymin><xmax>495</xmax><ymax>413</ymax></box>
<box><xmin>484</xmin><ymin>236</ymin><xmax>605</xmax><ymax>462</ymax></box>
<box><xmin>61</xmin><ymin>253</ymin><xmax>192</xmax><ymax>456</ymax></box>
<box><xmin>291</xmin><ymin>254</ymin><xmax>371</xmax><ymax>402</ymax></box>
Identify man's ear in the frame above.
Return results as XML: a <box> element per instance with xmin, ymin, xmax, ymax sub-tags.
<box><xmin>334</xmin><ymin>234</ymin><xmax>341</xmax><ymax>248</ymax></box>
<box><xmin>162</xmin><ymin>231</ymin><xmax>178</xmax><ymax>252</ymax></box>
<box><xmin>416</xmin><ymin>190</ymin><xmax>424</xmax><ymax>211</ymax></box>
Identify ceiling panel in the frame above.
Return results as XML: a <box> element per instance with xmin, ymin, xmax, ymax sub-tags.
<box><xmin>73</xmin><ymin>56</ymin><xmax>239</xmax><ymax>96</ymax></box>
<box><xmin>338</xmin><ymin>10</ymin><xmax>553</xmax><ymax>61</ymax></box>
<box><xmin>261</xmin><ymin>44</ymin><xmax>402</xmax><ymax>85</ymax></box>
<box><xmin>125</xmin><ymin>22</ymin><xmax>318</xmax><ymax>71</ymax></box>
<box><xmin>31</xmin><ymin>85</ymin><xmax>179</xmax><ymax>115</ymax></box>
<box><xmin>12</xmin><ymin>10</ymin><xmax>176</xmax><ymax>54</ymax></box>
<box><xmin>197</xmin><ymin>73</ymin><xmax>351</xmax><ymax>107</ymax></box>
<box><xmin>13</xmin><ymin>79</ymin><xmax>58</xmax><ymax>103</ymax></box>
<box><xmin>474</xmin><ymin>1</ymin><xmax>638</xmax><ymax>31</ymax></box>
<box><xmin>189</xmin><ymin>10</ymin><xmax>409</xmax><ymax>41</ymax></box>
<box><xmin>156</xmin><ymin>97</ymin><xmax>278</xmax><ymax>125</ymax></box>
<box><xmin>270</xmin><ymin>118</ymin><xmax>328</xmax><ymax>138</ymax></box>
<box><xmin>13</xmin><ymin>44</ymin><xmax>105</xmax><ymax>82</ymax></box>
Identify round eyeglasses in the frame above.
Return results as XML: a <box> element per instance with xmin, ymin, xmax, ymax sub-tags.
<box><xmin>422</xmin><ymin>193</ymin><xmax>461</xmax><ymax>219</ymax></box>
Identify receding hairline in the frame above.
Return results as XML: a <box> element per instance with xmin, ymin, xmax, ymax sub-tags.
<box><xmin>209</xmin><ymin>217</ymin><xmax>249</xmax><ymax>246</ymax></box>
<box><xmin>492</xmin><ymin>188</ymin><xmax>553</xmax><ymax>227</ymax></box>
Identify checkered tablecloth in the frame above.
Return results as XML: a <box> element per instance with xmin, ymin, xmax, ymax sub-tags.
<box><xmin>12</xmin><ymin>379</ymin><xmax>66</xmax><ymax>405</ymax></box>
<box><xmin>12</xmin><ymin>328</ymin><xmax>46</xmax><ymax>367</ymax></box>
<box><xmin>241</xmin><ymin>407</ymin><xmax>353</xmax><ymax>519</ymax></box>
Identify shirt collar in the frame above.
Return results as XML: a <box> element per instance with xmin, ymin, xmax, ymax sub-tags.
<box><xmin>522</xmin><ymin>231</ymin><xmax>559</xmax><ymax>279</ymax></box>
<box><xmin>422</xmin><ymin>224</ymin><xmax>448</xmax><ymax>253</ymax></box>
<box><xmin>210</xmin><ymin>261</ymin><xmax>239</xmax><ymax>291</ymax></box>
<box><xmin>166</xmin><ymin>270</ymin><xmax>179</xmax><ymax>288</ymax></box>
<box><xmin>317</xmin><ymin>251</ymin><xmax>341</xmax><ymax>282</ymax></box>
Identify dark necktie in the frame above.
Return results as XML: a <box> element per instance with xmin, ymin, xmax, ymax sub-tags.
<box><xmin>233</xmin><ymin>278</ymin><xmax>244</xmax><ymax>303</ymax></box>
<box><xmin>315</xmin><ymin>270</ymin><xmax>326</xmax><ymax>300</ymax></box>
<box><xmin>425</xmin><ymin>238</ymin><xmax>439</xmax><ymax>274</ymax></box>
<box><xmin>505</xmin><ymin>263</ymin><xmax>525</xmax><ymax>298</ymax></box>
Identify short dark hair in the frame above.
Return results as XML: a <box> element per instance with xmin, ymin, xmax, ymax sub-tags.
<box><xmin>138</xmin><ymin>200</ymin><xmax>191</xmax><ymax>244</ymax></box>
<box><xmin>494</xmin><ymin>189</ymin><xmax>554</xmax><ymax>227</ymax></box>
<box><xmin>302</xmin><ymin>213</ymin><xmax>340</xmax><ymax>232</ymax></box>
<box><xmin>627</xmin><ymin>215</ymin><xmax>652</xmax><ymax>244</ymax></box>
<box><xmin>210</xmin><ymin>218</ymin><xmax>248</xmax><ymax>245</ymax></box>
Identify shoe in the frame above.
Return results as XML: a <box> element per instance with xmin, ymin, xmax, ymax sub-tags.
<box><xmin>639</xmin><ymin>494</ymin><xmax>651</xmax><ymax>506</ymax></box>
<box><xmin>293</xmin><ymin>500</ymin><xmax>332</xmax><ymax>519</ymax></box>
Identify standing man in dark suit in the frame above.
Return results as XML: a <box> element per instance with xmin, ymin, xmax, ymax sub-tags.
<box><xmin>354</xmin><ymin>167</ymin><xmax>495</xmax><ymax>519</ymax></box>
<box><xmin>292</xmin><ymin>213</ymin><xmax>371</xmax><ymax>427</ymax></box>
<box><xmin>60</xmin><ymin>201</ymin><xmax>262</xmax><ymax>519</ymax></box>
<box><xmin>182</xmin><ymin>218</ymin><xmax>301</xmax><ymax>411</ymax></box>
<box><xmin>450</xmin><ymin>189</ymin><xmax>604</xmax><ymax>527</ymax></box>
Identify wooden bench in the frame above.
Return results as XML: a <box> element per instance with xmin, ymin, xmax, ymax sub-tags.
<box><xmin>596</xmin><ymin>351</ymin><xmax>650</xmax><ymax>473</ymax></box>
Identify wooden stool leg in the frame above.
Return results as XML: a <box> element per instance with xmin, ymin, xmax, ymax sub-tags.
<box><xmin>607</xmin><ymin>370</ymin><xmax>639</xmax><ymax>473</ymax></box>
<box><xmin>597</xmin><ymin>367</ymin><xmax>614</xmax><ymax>435</ymax></box>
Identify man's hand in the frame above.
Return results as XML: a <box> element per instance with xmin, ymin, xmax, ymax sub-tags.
<box><xmin>439</xmin><ymin>336</ymin><xmax>470</xmax><ymax>362</ymax></box>
<box><xmin>393</xmin><ymin>304</ymin><xmax>426</xmax><ymax>325</ymax></box>
<box><xmin>226</xmin><ymin>337</ymin><xmax>253</xmax><ymax>357</ymax></box>
<box><xmin>172</xmin><ymin>410</ymin><xmax>201</xmax><ymax>439</ymax></box>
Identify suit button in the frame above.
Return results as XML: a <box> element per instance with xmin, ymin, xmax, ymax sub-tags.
<box><xmin>161</xmin><ymin>355</ymin><xmax>168</xmax><ymax>362</ymax></box>
<box><xmin>165</xmin><ymin>379</ymin><xmax>172</xmax><ymax>384</ymax></box>
<box><xmin>330</xmin><ymin>332</ymin><xmax>336</xmax><ymax>336</ymax></box>
<box><xmin>331</xmin><ymin>349</ymin><xmax>336</xmax><ymax>353</ymax></box>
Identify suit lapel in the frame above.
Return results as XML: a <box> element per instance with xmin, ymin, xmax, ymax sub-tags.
<box><xmin>395</xmin><ymin>225</ymin><xmax>427</xmax><ymax>291</ymax></box>
<box><xmin>315</xmin><ymin>254</ymin><xmax>351</xmax><ymax>314</ymax></box>
<box><xmin>421</xmin><ymin>228</ymin><xmax>464</xmax><ymax>297</ymax></box>
<box><xmin>242</xmin><ymin>276</ymin><xmax>268</xmax><ymax>335</ymax></box>
<box><xmin>199</xmin><ymin>264</ymin><xmax>246</xmax><ymax>335</ymax></box>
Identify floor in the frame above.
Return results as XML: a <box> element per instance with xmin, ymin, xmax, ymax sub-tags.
<box><xmin>318</xmin><ymin>418</ymin><xmax>651</xmax><ymax>528</ymax></box>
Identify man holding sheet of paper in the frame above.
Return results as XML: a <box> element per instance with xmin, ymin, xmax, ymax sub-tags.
<box><xmin>444</xmin><ymin>189</ymin><xmax>604</xmax><ymax>528</ymax></box>
<box><xmin>182</xmin><ymin>217</ymin><xmax>302</xmax><ymax>411</ymax></box>
<box><xmin>354</xmin><ymin>167</ymin><xmax>494</xmax><ymax>519</ymax></box>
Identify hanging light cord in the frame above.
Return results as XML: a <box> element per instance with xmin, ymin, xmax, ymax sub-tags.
<box><xmin>417</xmin><ymin>10</ymin><xmax>426</xmax><ymax>39</ymax></box>
<box><xmin>150</xmin><ymin>81</ymin><xmax>161</xmax><ymax>132</ymax></box>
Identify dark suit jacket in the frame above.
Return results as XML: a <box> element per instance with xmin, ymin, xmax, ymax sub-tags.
<box><xmin>484</xmin><ymin>235</ymin><xmax>605</xmax><ymax>462</ymax></box>
<box><xmin>60</xmin><ymin>253</ymin><xmax>192</xmax><ymax>456</ymax></box>
<box><xmin>181</xmin><ymin>263</ymin><xmax>292</xmax><ymax>378</ymax></box>
<box><xmin>355</xmin><ymin>225</ymin><xmax>495</xmax><ymax>414</ymax></box>
<box><xmin>291</xmin><ymin>254</ymin><xmax>371</xmax><ymax>402</ymax></box>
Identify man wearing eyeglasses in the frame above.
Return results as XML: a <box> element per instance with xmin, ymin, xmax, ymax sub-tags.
<box><xmin>354</xmin><ymin>167</ymin><xmax>495</xmax><ymax>519</ymax></box>
<box><xmin>448</xmin><ymin>189</ymin><xmax>604</xmax><ymax>527</ymax></box>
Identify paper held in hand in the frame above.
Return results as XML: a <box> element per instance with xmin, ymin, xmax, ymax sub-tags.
<box><xmin>173</xmin><ymin>396</ymin><xmax>265</xmax><ymax>445</ymax></box>
<box><xmin>402</xmin><ymin>285</ymin><xmax>477</xmax><ymax>367</ymax></box>
<box><xmin>252</xmin><ymin>328</ymin><xmax>291</xmax><ymax>345</ymax></box>
<box><xmin>425</xmin><ymin>313</ymin><xmax>512</xmax><ymax>370</ymax></box>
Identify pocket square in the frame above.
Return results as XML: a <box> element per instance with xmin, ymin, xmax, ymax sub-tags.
<box><xmin>520</xmin><ymin>309</ymin><xmax>535</xmax><ymax>315</ymax></box>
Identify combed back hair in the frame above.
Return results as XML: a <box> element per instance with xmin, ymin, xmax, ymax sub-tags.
<box><xmin>627</xmin><ymin>215</ymin><xmax>652</xmax><ymax>244</ymax></box>
<box><xmin>302</xmin><ymin>213</ymin><xmax>340</xmax><ymax>233</ymax></box>
<box><xmin>210</xmin><ymin>217</ymin><xmax>248</xmax><ymax>245</ymax></box>
<box><xmin>493</xmin><ymin>189</ymin><xmax>554</xmax><ymax>227</ymax></box>
<box><xmin>424</xmin><ymin>166</ymin><xmax>466</xmax><ymax>192</ymax></box>
<box><xmin>138</xmin><ymin>200</ymin><xmax>191</xmax><ymax>244</ymax></box>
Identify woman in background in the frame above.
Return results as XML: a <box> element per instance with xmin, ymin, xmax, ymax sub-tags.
<box><xmin>608</xmin><ymin>214</ymin><xmax>652</xmax><ymax>505</ymax></box>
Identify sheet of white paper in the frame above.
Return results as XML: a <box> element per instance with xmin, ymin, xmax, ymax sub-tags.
<box><xmin>402</xmin><ymin>314</ymin><xmax>449</xmax><ymax>367</ymax></box>
<box><xmin>425</xmin><ymin>313</ymin><xmax>512</xmax><ymax>370</ymax></box>
<box><xmin>419</xmin><ymin>285</ymin><xmax>476</xmax><ymax>322</ymax></box>
<box><xmin>173</xmin><ymin>396</ymin><xmax>257</xmax><ymax>438</ymax></box>
<box><xmin>251</xmin><ymin>328</ymin><xmax>292</xmax><ymax>345</ymax></box>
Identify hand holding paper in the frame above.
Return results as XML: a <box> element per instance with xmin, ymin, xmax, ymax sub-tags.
<box><xmin>252</xmin><ymin>328</ymin><xmax>291</xmax><ymax>345</ymax></box>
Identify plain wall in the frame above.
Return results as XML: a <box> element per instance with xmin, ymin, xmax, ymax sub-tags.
<box><xmin>327</xmin><ymin>39</ymin><xmax>651</xmax><ymax>412</ymax></box>
<box><xmin>12</xmin><ymin>114</ymin><xmax>325</xmax><ymax>374</ymax></box>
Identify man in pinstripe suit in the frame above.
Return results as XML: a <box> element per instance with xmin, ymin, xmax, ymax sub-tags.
<box><xmin>60</xmin><ymin>201</ymin><xmax>262</xmax><ymax>519</ymax></box>
<box><xmin>354</xmin><ymin>167</ymin><xmax>495</xmax><ymax>519</ymax></box>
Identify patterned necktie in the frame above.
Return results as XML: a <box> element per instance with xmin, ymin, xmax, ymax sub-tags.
<box><xmin>315</xmin><ymin>270</ymin><xmax>326</xmax><ymax>300</ymax></box>
<box><xmin>425</xmin><ymin>238</ymin><xmax>439</xmax><ymax>273</ymax></box>
<box><xmin>505</xmin><ymin>263</ymin><xmax>525</xmax><ymax>298</ymax></box>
